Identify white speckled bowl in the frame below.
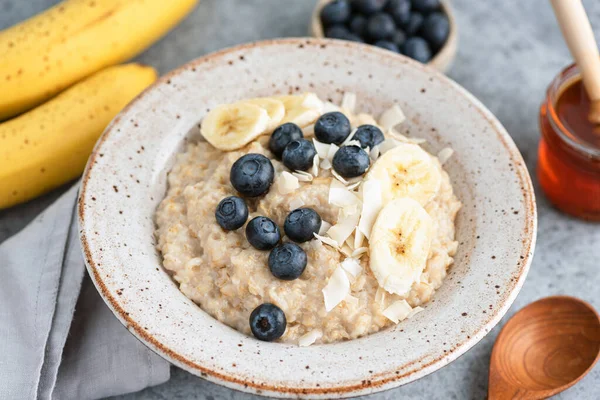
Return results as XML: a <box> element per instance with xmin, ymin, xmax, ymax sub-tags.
<box><xmin>78</xmin><ymin>39</ymin><xmax>536</xmax><ymax>398</ymax></box>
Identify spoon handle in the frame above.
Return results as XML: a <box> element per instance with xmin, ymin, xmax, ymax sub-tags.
<box><xmin>550</xmin><ymin>0</ymin><xmax>600</xmax><ymax>102</ymax></box>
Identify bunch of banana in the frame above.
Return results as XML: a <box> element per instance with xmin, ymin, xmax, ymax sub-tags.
<box><xmin>201</xmin><ymin>93</ymin><xmax>323</xmax><ymax>150</ymax></box>
<box><xmin>0</xmin><ymin>0</ymin><xmax>198</xmax><ymax>208</ymax></box>
<box><xmin>0</xmin><ymin>64</ymin><xmax>157</xmax><ymax>209</ymax></box>
<box><xmin>0</xmin><ymin>0</ymin><xmax>198</xmax><ymax>120</ymax></box>
<box><xmin>366</xmin><ymin>143</ymin><xmax>443</xmax><ymax>297</ymax></box>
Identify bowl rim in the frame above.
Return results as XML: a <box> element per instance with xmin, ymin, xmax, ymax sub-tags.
<box><xmin>78</xmin><ymin>38</ymin><xmax>537</xmax><ymax>398</ymax></box>
<box><xmin>310</xmin><ymin>0</ymin><xmax>459</xmax><ymax>73</ymax></box>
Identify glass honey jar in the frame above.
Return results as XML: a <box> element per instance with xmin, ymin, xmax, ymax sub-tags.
<box><xmin>538</xmin><ymin>63</ymin><xmax>600</xmax><ymax>221</ymax></box>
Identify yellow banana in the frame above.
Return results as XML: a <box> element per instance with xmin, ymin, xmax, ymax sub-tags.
<box><xmin>0</xmin><ymin>63</ymin><xmax>157</xmax><ymax>209</ymax></box>
<box><xmin>0</xmin><ymin>0</ymin><xmax>197</xmax><ymax>120</ymax></box>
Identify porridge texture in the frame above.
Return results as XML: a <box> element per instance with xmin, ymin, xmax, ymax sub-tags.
<box><xmin>156</xmin><ymin>97</ymin><xmax>461</xmax><ymax>344</ymax></box>
<box><xmin>155</xmin><ymin>94</ymin><xmax>461</xmax><ymax>344</ymax></box>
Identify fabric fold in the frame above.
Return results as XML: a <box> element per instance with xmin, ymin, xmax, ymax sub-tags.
<box><xmin>0</xmin><ymin>184</ymin><xmax>170</xmax><ymax>400</ymax></box>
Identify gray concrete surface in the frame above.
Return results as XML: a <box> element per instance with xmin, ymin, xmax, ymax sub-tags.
<box><xmin>1</xmin><ymin>1</ymin><xmax>599</xmax><ymax>399</ymax></box>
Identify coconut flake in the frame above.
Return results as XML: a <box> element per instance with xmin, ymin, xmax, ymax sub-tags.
<box><xmin>437</xmin><ymin>147</ymin><xmax>454</xmax><ymax>165</ymax></box>
<box><xmin>341</xmin><ymin>203</ymin><xmax>359</xmax><ymax>218</ymax></box>
<box><xmin>322</xmin><ymin>266</ymin><xmax>350</xmax><ymax>312</ymax></box>
<box><xmin>313</xmin><ymin>232</ymin><xmax>339</xmax><ymax>249</ymax></box>
<box><xmin>327</xmin><ymin>212</ymin><xmax>360</xmax><ymax>246</ymax></box>
<box><xmin>352</xmin><ymin>246</ymin><xmax>368</xmax><ymax>258</ymax></box>
<box><xmin>292</xmin><ymin>171</ymin><xmax>313</xmax><ymax>182</ymax></box>
<box><xmin>354</xmin><ymin>227</ymin><xmax>365</xmax><ymax>249</ymax></box>
<box><xmin>341</xmin><ymin>92</ymin><xmax>357</xmax><ymax>114</ymax></box>
<box><xmin>303</xmin><ymin>124</ymin><xmax>315</xmax><ymax>136</ymax></box>
<box><xmin>387</xmin><ymin>128</ymin><xmax>409</xmax><ymax>141</ymax></box>
<box><xmin>298</xmin><ymin>329</ymin><xmax>323</xmax><ymax>347</ymax></box>
<box><xmin>289</xmin><ymin>198</ymin><xmax>305</xmax><ymax>210</ymax></box>
<box><xmin>344</xmin><ymin>140</ymin><xmax>362</xmax><ymax>148</ymax></box>
<box><xmin>302</xmin><ymin>93</ymin><xmax>324</xmax><ymax>111</ymax></box>
<box><xmin>341</xmin><ymin>128</ymin><xmax>358</xmax><ymax>146</ymax></box>
<box><xmin>374</xmin><ymin>287</ymin><xmax>386</xmax><ymax>307</ymax></box>
<box><xmin>327</xmin><ymin>143</ymin><xmax>339</xmax><ymax>161</ymax></box>
<box><xmin>407</xmin><ymin>306</ymin><xmax>424</xmax><ymax>319</ymax></box>
<box><xmin>347</xmin><ymin>176</ymin><xmax>363</xmax><ymax>185</ymax></box>
<box><xmin>379</xmin><ymin>104</ymin><xmax>406</xmax><ymax>130</ymax></box>
<box><xmin>329</xmin><ymin>179</ymin><xmax>360</xmax><ymax>207</ymax></box>
<box><xmin>331</xmin><ymin>169</ymin><xmax>349</xmax><ymax>185</ymax></box>
<box><xmin>320</xmin><ymin>157</ymin><xmax>332</xmax><ymax>170</ymax></box>
<box><xmin>370</xmin><ymin>145</ymin><xmax>380</xmax><ymax>161</ymax></box>
<box><xmin>355</xmin><ymin>113</ymin><xmax>379</xmax><ymax>126</ymax></box>
<box><xmin>389</xmin><ymin>129</ymin><xmax>427</xmax><ymax>144</ymax></box>
<box><xmin>319</xmin><ymin>220</ymin><xmax>332</xmax><ymax>235</ymax></box>
<box><xmin>341</xmin><ymin>258</ymin><xmax>362</xmax><ymax>277</ymax></box>
<box><xmin>313</xmin><ymin>138</ymin><xmax>330</xmax><ymax>158</ymax></box>
<box><xmin>346</xmin><ymin>181</ymin><xmax>362</xmax><ymax>191</ymax></box>
<box><xmin>344</xmin><ymin>294</ymin><xmax>360</xmax><ymax>307</ymax></box>
<box><xmin>382</xmin><ymin>300</ymin><xmax>413</xmax><ymax>324</ymax></box>
<box><xmin>277</xmin><ymin>171</ymin><xmax>300</xmax><ymax>194</ymax></box>
<box><xmin>358</xmin><ymin>179</ymin><xmax>383</xmax><ymax>239</ymax></box>
<box><xmin>379</xmin><ymin>138</ymin><xmax>400</xmax><ymax>154</ymax></box>
<box><xmin>312</xmin><ymin>154</ymin><xmax>319</xmax><ymax>176</ymax></box>
<box><xmin>322</xmin><ymin>101</ymin><xmax>340</xmax><ymax>113</ymax></box>
<box><xmin>344</xmin><ymin>235</ymin><xmax>355</xmax><ymax>251</ymax></box>
<box><xmin>340</xmin><ymin>244</ymin><xmax>353</xmax><ymax>257</ymax></box>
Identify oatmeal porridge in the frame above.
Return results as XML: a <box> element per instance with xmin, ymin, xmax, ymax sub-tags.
<box><xmin>155</xmin><ymin>92</ymin><xmax>461</xmax><ymax>345</ymax></box>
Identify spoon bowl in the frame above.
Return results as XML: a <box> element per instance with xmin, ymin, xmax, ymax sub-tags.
<box><xmin>489</xmin><ymin>296</ymin><xmax>600</xmax><ymax>399</ymax></box>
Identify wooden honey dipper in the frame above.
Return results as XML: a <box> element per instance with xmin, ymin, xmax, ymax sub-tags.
<box><xmin>551</xmin><ymin>0</ymin><xmax>600</xmax><ymax>125</ymax></box>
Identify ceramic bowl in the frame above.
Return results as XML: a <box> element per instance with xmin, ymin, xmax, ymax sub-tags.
<box><xmin>78</xmin><ymin>38</ymin><xmax>536</xmax><ymax>398</ymax></box>
<box><xmin>311</xmin><ymin>0</ymin><xmax>458</xmax><ymax>73</ymax></box>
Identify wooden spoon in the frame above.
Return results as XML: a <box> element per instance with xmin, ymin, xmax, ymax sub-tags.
<box><xmin>489</xmin><ymin>296</ymin><xmax>600</xmax><ymax>399</ymax></box>
<box><xmin>550</xmin><ymin>0</ymin><xmax>600</xmax><ymax>125</ymax></box>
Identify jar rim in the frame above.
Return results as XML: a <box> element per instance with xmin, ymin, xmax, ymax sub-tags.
<box><xmin>546</xmin><ymin>63</ymin><xmax>600</xmax><ymax>160</ymax></box>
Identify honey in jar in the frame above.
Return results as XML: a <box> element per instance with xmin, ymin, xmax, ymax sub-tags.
<box><xmin>538</xmin><ymin>64</ymin><xmax>600</xmax><ymax>220</ymax></box>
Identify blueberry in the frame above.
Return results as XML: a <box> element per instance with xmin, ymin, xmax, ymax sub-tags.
<box><xmin>215</xmin><ymin>196</ymin><xmax>248</xmax><ymax>231</ymax></box>
<box><xmin>325</xmin><ymin>25</ymin><xmax>364</xmax><ymax>42</ymax></box>
<box><xmin>268</xmin><ymin>243</ymin><xmax>307</xmax><ymax>280</ymax></box>
<box><xmin>386</xmin><ymin>0</ymin><xmax>411</xmax><ymax>26</ymax></box>
<box><xmin>374</xmin><ymin>40</ymin><xmax>399</xmax><ymax>52</ymax></box>
<box><xmin>391</xmin><ymin>29</ymin><xmax>407</xmax><ymax>47</ymax></box>
<box><xmin>314</xmin><ymin>112</ymin><xmax>351</xmax><ymax>145</ymax></box>
<box><xmin>348</xmin><ymin>14</ymin><xmax>367</xmax><ymax>36</ymax></box>
<box><xmin>269</xmin><ymin>123</ymin><xmax>303</xmax><ymax>159</ymax></box>
<box><xmin>249</xmin><ymin>303</ymin><xmax>286</xmax><ymax>342</ymax></box>
<box><xmin>402</xmin><ymin>37</ymin><xmax>432</xmax><ymax>63</ymax></box>
<box><xmin>419</xmin><ymin>12</ymin><xmax>449</xmax><ymax>51</ymax></box>
<box><xmin>230</xmin><ymin>154</ymin><xmax>274</xmax><ymax>197</ymax></box>
<box><xmin>351</xmin><ymin>0</ymin><xmax>387</xmax><ymax>15</ymax></box>
<box><xmin>282</xmin><ymin>139</ymin><xmax>317</xmax><ymax>171</ymax></box>
<box><xmin>412</xmin><ymin>0</ymin><xmax>441</xmax><ymax>14</ymax></box>
<box><xmin>284</xmin><ymin>208</ymin><xmax>322</xmax><ymax>243</ymax></box>
<box><xmin>403</xmin><ymin>12</ymin><xmax>424</xmax><ymax>36</ymax></box>
<box><xmin>246</xmin><ymin>216</ymin><xmax>281</xmax><ymax>250</ymax></box>
<box><xmin>353</xmin><ymin>125</ymin><xmax>385</xmax><ymax>149</ymax></box>
<box><xmin>365</xmin><ymin>13</ymin><xmax>396</xmax><ymax>41</ymax></box>
<box><xmin>320</xmin><ymin>0</ymin><xmax>351</xmax><ymax>27</ymax></box>
<box><xmin>332</xmin><ymin>145</ymin><xmax>370</xmax><ymax>178</ymax></box>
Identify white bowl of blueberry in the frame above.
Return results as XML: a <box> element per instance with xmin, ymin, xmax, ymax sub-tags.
<box><xmin>312</xmin><ymin>0</ymin><xmax>457</xmax><ymax>72</ymax></box>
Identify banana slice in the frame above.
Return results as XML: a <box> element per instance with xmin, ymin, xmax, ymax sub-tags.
<box><xmin>367</xmin><ymin>142</ymin><xmax>442</xmax><ymax>206</ymax></box>
<box><xmin>274</xmin><ymin>93</ymin><xmax>323</xmax><ymax>127</ymax></box>
<box><xmin>244</xmin><ymin>97</ymin><xmax>285</xmax><ymax>132</ymax></box>
<box><xmin>201</xmin><ymin>102</ymin><xmax>270</xmax><ymax>151</ymax></box>
<box><xmin>369</xmin><ymin>198</ymin><xmax>433</xmax><ymax>296</ymax></box>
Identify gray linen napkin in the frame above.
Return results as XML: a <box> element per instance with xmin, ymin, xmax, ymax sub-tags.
<box><xmin>0</xmin><ymin>184</ymin><xmax>170</xmax><ymax>400</ymax></box>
